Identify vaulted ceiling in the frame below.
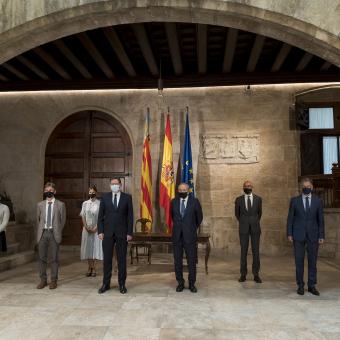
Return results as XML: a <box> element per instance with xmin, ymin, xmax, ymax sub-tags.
<box><xmin>0</xmin><ymin>22</ymin><xmax>339</xmax><ymax>91</ymax></box>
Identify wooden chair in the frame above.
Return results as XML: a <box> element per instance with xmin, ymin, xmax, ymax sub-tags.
<box><xmin>130</xmin><ymin>218</ymin><xmax>152</xmax><ymax>265</ymax></box>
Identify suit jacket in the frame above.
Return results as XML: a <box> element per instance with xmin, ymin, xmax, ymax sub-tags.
<box><xmin>98</xmin><ymin>192</ymin><xmax>133</xmax><ymax>238</ymax></box>
<box><xmin>171</xmin><ymin>196</ymin><xmax>203</xmax><ymax>244</ymax></box>
<box><xmin>36</xmin><ymin>199</ymin><xmax>66</xmax><ymax>244</ymax></box>
<box><xmin>235</xmin><ymin>194</ymin><xmax>262</xmax><ymax>234</ymax></box>
<box><xmin>286</xmin><ymin>195</ymin><xmax>325</xmax><ymax>242</ymax></box>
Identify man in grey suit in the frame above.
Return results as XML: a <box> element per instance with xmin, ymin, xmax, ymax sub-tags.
<box><xmin>36</xmin><ymin>182</ymin><xmax>66</xmax><ymax>289</ymax></box>
<box><xmin>235</xmin><ymin>180</ymin><xmax>262</xmax><ymax>283</ymax></box>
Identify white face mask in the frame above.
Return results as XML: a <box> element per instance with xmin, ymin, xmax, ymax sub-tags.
<box><xmin>110</xmin><ymin>184</ymin><xmax>120</xmax><ymax>193</ymax></box>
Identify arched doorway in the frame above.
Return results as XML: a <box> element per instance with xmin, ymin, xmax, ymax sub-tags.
<box><xmin>44</xmin><ymin>111</ymin><xmax>132</xmax><ymax>245</ymax></box>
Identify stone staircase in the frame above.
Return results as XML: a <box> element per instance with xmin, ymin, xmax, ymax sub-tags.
<box><xmin>0</xmin><ymin>222</ymin><xmax>35</xmax><ymax>272</ymax></box>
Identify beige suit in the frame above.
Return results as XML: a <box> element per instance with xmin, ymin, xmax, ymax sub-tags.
<box><xmin>36</xmin><ymin>199</ymin><xmax>66</xmax><ymax>244</ymax></box>
<box><xmin>36</xmin><ymin>199</ymin><xmax>66</xmax><ymax>283</ymax></box>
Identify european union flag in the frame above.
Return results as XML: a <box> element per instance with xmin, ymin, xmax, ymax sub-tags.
<box><xmin>181</xmin><ymin>112</ymin><xmax>195</xmax><ymax>196</ymax></box>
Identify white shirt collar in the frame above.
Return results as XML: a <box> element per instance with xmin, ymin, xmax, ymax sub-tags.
<box><xmin>46</xmin><ymin>197</ymin><xmax>55</xmax><ymax>204</ymax></box>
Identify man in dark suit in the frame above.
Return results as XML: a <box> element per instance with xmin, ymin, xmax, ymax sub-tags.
<box><xmin>171</xmin><ymin>183</ymin><xmax>203</xmax><ymax>293</ymax></box>
<box><xmin>235</xmin><ymin>180</ymin><xmax>262</xmax><ymax>283</ymax></box>
<box><xmin>287</xmin><ymin>177</ymin><xmax>325</xmax><ymax>296</ymax></box>
<box><xmin>98</xmin><ymin>177</ymin><xmax>133</xmax><ymax>294</ymax></box>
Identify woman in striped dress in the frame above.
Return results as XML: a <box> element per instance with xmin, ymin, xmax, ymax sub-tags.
<box><xmin>80</xmin><ymin>185</ymin><xmax>103</xmax><ymax>277</ymax></box>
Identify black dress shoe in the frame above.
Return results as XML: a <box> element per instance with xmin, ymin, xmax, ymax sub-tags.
<box><xmin>254</xmin><ymin>275</ymin><xmax>262</xmax><ymax>283</ymax></box>
<box><xmin>189</xmin><ymin>285</ymin><xmax>197</xmax><ymax>293</ymax></box>
<box><xmin>308</xmin><ymin>286</ymin><xmax>320</xmax><ymax>296</ymax></box>
<box><xmin>238</xmin><ymin>275</ymin><xmax>246</xmax><ymax>282</ymax></box>
<box><xmin>297</xmin><ymin>287</ymin><xmax>305</xmax><ymax>295</ymax></box>
<box><xmin>176</xmin><ymin>282</ymin><xmax>185</xmax><ymax>292</ymax></box>
<box><xmin>119</xmin><ymin>285</ymin><xmax>127</xmax><ymax>294</ymax></box>
<box><xmin>98</xmin><ymin>284</ymin><xmax>110</xmax><ymax>294</ymax></box>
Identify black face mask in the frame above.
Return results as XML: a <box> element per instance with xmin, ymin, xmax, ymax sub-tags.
<box><xmin>179</xmin><ymin>192</ymin><xmax>188</xmax><ymax>199</ymax></box>
<box><xmin>243</xmin><ymin>188</ymin><xmax>252</xmax><ymax>195</ymax></box>
<box><xmin>89</xmin><ymin>193</ymin><xmax>96</xmax><ymax>199</ymax></box>
<box><xmin>43</xmin><ymin>191</ymin><xmax>54</xmax><ymax>199</ymax></box>
<box><xmin>302</xmin><ymin>187</ymin><xmax>312</xmax><ymax>195</ymax></box>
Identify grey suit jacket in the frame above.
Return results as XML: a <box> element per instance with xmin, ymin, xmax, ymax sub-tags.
<box><xmin>235</xmin><ymin>194</ymin><xmax>262</xmax><ymax>234</ymax></box>
<box><xmin>0</xmin><ymin>203</ymin><xmax>10</xmax><ymax>232</ymax></box>
<box><xmin>36</xmin><ymin>199</ymin><xmax>66</xmax><ymax>244</ymax></box>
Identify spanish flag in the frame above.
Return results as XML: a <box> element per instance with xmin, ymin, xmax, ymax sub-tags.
<box><xmin>140</xmin><ymin>110</ymin><xmax>153</xmax><ymax>231</ymax></box>
<box><xmin>160</xmin><ymin>114</ymin><xmax>175</xmax><ymax>233</ymax></box>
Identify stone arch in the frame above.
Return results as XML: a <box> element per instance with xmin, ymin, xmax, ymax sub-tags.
<box><xmin>44</xmin><ymin>109</ymin><xmax>133</xmax><ymax>244</ymax></box>
<box><xmin>0</xmin><ymin>1</ymin><xmax>339</xmax><ymax>67</ymax></box>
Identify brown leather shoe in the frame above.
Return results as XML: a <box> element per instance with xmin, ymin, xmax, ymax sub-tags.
<box><xmin>36</xmin><ymin>281</ymin><xmax>47</xmax><ymax>289</ymax></box>
<box><xmin>49</xmin><ymin>281</ymin><xmax>57</xmax><ymax>289</ymax></box>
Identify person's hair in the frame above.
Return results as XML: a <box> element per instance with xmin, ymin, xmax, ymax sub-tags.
<box><xmin>89</xmin><ymin>185</ymin><xmax>97</xmax><ymax>192</ymax></box>
<box><xmin>178</xmin><ymin>182</ymin><xmax>189</xmax><ymax>189</ymax></box>
<box><xmin>243</xmin><ymin>180</ymin><xmax>253</xmax><ymax>187</ymax></box>
<box><xmin>110</xmin><ymin>177</ymin><xmax>121</xmax><ymax>184</ymax></box>
<box><xmin>44</xmin><ymin>182</ymin><xmax>56</xmax><ymax>190</ymax></box>
<box><xmin>300</xmin><ymin>177</ymin><xmax>313</xmax><ymax>186</ymax></box>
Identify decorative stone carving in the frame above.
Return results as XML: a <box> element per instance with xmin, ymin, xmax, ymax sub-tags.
<box><xmin>200</xmin><ymin>135</ymin><xmax>259</xmax><ymax>164</ymax></box>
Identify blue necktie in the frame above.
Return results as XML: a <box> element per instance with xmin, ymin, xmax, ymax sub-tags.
<box><xmin>113</xmin><ymin>194</ymin><xmax>118</xmax><ymax>210</ymax></box>
<box><xmin>180</xmin><ymin>199</ymin><xmax>185</xmax><ymax>218</ymax></box>
<box><xmin>305</xmin><ymin>196</ymin><xmax>310</xmax><ymax>212</ymax></box>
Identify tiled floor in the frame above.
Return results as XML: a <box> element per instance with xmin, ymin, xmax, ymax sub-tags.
<box><xmin>0</xmin><ymin>251</ymin><xmax>339</xmax><ymax>339</ymax></box>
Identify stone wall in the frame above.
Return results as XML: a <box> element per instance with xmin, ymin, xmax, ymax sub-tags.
<box><xmin>0</xmin><ymin>83</ymin><xmax>325</xmax><ymax>255</ymax></box>
<box><xmin>321</xmin><ymin>208</ymin><xmax>340</xmax><ymax>262</ymax></box>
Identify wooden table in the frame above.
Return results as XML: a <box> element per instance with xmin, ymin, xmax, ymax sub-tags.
<box><xmin>130</xmin><ymin>232</ymin><xmax>211</xmax><ymax>274</ymax></box>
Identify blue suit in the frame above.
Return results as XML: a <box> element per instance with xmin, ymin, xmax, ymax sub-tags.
<box><xmin>286</xmin><ymin>194</ymin><xmax>325</xmax><ymax>288</ymax></box>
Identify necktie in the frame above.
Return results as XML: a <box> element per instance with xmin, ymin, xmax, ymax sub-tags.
<box><xmin>305</xmin><ymin>196</ymin><xmax>310</xmax><ymax>212</ymax></box>
<box><xmin>180</xmin><ymin>199</ymin><xmax>185</xmax><ymax>218</ymax></box>
<box><xmin>47</xmin><ymin>202</ymin><xmax>52</xmax><ymax>228</ymax></box>
<box><xmin>113</xmin><ymin>194</ymin><xmax>118</xmax><ymax>210</ymax></box>
<box><xmin>247</xmin><ymin>196</ymin><xmax>251</xmax><ymax>211</ymax></box>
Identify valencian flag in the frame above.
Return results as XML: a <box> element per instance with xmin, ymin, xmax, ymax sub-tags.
<box><xmin>160</xmin><ymin>114</ymin><xmax>175</xmax><ymax>233</ymax></box>
<box><xmin>140</xmin><ymin>109</ymin><xmax>153</xmax><ymax>231</ymax></box>
<box><xmin>181</xmin><ymin>111</ymin><xmax>195</xmax><ymax>196</ymax></box>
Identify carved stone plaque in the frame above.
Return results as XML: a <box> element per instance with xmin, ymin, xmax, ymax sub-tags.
<box><xmin>200</xmin><ymin>135</ymin><xmax>259</xmax><ymax>164</ymax></box>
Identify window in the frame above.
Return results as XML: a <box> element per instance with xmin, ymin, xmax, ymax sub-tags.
<box><xmin>323</xmin><ymin>136</ymin><xmax>340</xmax><ymax>174</ymax></box>
<box><xmin>309</xmin><ymin>107</ymin><xmax>334</xmax><ymax>129</ymax></box>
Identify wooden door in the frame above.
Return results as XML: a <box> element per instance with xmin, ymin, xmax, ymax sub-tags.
<box><xmin>45</xmin><ymin>111</ymin><xmax>132</xmax><ymax>245</ymax></box>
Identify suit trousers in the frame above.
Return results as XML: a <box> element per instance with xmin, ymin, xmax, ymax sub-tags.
<box><xmin>293</xmin><ymin>239</ymin><xmax>319</xmax><ymax>288</ymax></box>
<box><xmin>38</xmin><ymin>229</ymin><xmax>59</xmax><ymax>282</ymax></box>
<box><xmin>103</xmin><ymin>234</ymin><xmax>127</xmax><ymax>287</ymax></box>
<box><xmin>173</xmin><ymin>234</ymin><xmax>197</xmax><ymax>285</ymax></box>
<box><xmin>239</xmin><ymin>231</ymin><xmax>260</xmax><ymax>276</ymax></box>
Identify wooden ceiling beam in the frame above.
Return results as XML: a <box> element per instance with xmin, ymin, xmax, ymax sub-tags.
<box><xmin>223</xmin><ymin>28</ymin><xmax>238</xmax><ymax>73</ymax></box>
<box><xmin>197</xmin><ymin>24</ymin><xmax>207</xmax><ymax>74</ymax></box>
<box><xmin>296</xmin><ymin>52</ymin><xmax>313</xmax><ymax>71</ymax></box>
<box><xmin>271</xmin><ymin>43</ymin><xmax>292</xmax><ymax>72</ymax></box>
<box><xmin>247</xmin><ymin>35</ymin><xmax>265</xmax><ymax>72</ymax></box>
<box><xmin>16</xmin><ymin>55</ymin><xmax>50</xmax><ymax>80</ymax></box>
<box><xmin>77</xmin><ymin>32</ymin><xmax>114</xmax><ymax>79</ymax></box>
<box><xmin>133</xmin><ymin>23</ymin><xmax>159</xmax><ymax>77</ymax></box>
<box><xmin>102</xmin><ymin>27</ymin><xmax>136</xmax><ymax>77</ymax></box>
<box><xmin>164</xmin><ymin>23</ymin><xmax>183</xmax><ymax>75</ymax></box>
<box><xmin>2</xmin><ymin>62</ymin><xmax>29</xmax><ymax>80</ymax></box>
<box><xmin>0</xmin><ymin>73</ymin><xmax>9</xmax><ymax>81</ymax></box>
<box><xmin>53</xmin><ymin>40</ymin><xmax>92</xmax><ymax>79</ymax></box>
<box><xmin>34</xmin><ymin>46</ymin><xmax>71</xmax><ymax>80</ymax></box>
<box><xmin>2</xmin><ymin>72</ymin><xmax>340</xmax><ymax>92</ymax></box>
<box><xmin>320</xmin><ymin>61</ymin><xmax>332</xmax><ymax>71</ymax></box>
